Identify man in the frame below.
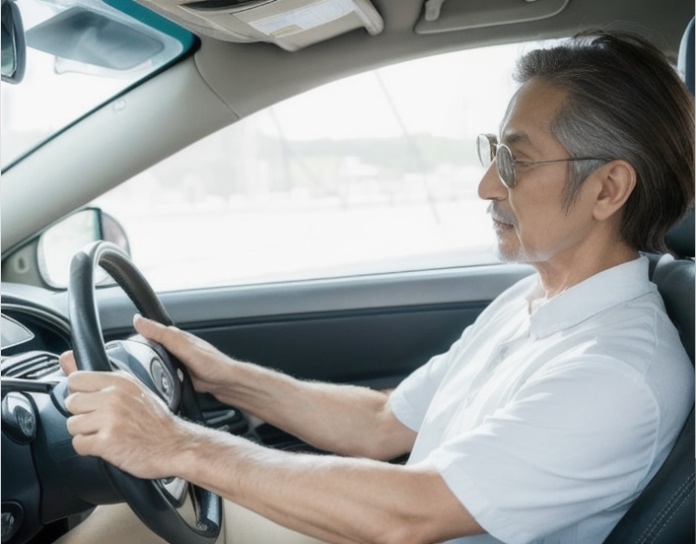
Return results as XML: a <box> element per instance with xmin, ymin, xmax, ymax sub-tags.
<box><xmin>59</xmin><ymin>30</ymin><xmax>694</xmax><ymax>544</ymax></box>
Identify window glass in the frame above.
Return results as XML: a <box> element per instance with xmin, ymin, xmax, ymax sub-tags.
<box><xmin>93</xmin><ymin>41</ymin><xmax>545</xmax><ymax>291</ymax></box>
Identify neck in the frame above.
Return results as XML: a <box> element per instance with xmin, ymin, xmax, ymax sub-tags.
<box><xmin>533</xmin><ymin>242</ymin><xmax>639</xmax><ymax>299</ymax></box>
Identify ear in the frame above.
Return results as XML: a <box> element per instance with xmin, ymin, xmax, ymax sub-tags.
<box><xmin>592</xmin><ymin>160</ymin><xmax>637</xmax><ymax>222</ymax></box>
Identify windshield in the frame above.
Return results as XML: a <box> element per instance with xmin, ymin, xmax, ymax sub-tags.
<box><xmin>1</xmin><ymin>0</ymin><xmax>193</xmax><ymax>169</ymax></box>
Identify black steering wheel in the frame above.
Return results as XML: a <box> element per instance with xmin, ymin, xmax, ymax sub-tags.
<box><xmin>67</xmin><ymin>241</ymin><xmax>222</xmax><ymax>544</ymax></box>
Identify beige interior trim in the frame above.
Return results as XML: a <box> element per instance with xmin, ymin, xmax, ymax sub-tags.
<box><xmin>132</xmin><ymin>0</ymin><xmax>383</xmax><ymax>50</ymax></box>
<box><xmin>415</xmin><ymin>0</ymin><xmax>570</xmax><ymax>34</ymax></box>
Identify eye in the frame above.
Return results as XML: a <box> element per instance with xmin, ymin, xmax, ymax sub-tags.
<box><xmin>513</xmin><ymin>159</ymin><xmax>533</xmax><ymax>168</ymax></box>
<box><xmin>508</xmin><ymin>147</ymin><xmax>533</xmax><ymax>168</ymax></box>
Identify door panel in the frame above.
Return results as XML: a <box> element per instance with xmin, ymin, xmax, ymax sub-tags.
<box><xmin>192</xmin><ymin>304</ymin><xmax>484</xmax><ymax>386</ymax></box>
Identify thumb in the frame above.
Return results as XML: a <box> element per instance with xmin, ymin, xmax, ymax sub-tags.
<box><xmin>133</xmin><ymin>314</ymin><xmax>183</xmax><ymax>353</ymax></box>
<box><xmin>59</xmin><ymin>351</ymin><xmax>78</xmax><ymax>375</ymax></box>
<box><xmin>133</xmin><ymin>313</ymin><xmax>168</xmax><ymax>341</ymax></box>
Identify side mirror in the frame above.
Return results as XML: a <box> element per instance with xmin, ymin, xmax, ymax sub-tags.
<box><xmin>1</xmin><ymin>0</ymin><xmax>26</xmax><ymax>84</ymax></box>
<box><xmin>36</xmin><ymin>208</ymin><xmax>131</xmax><ymax>288</ymax></box>
<box><xmin>2</xmin><ymin>208</ymin><xmax>131</xmax><ymax>288</ymax></box>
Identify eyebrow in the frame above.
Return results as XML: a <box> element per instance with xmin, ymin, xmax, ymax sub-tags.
<box><xmin>500</xmin><ymin>130</ymin><xmax>534</xmax><ymax>147</ymax></box>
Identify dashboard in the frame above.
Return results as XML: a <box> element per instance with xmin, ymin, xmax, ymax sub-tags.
<box><xmin>1</xmin><ymin>290</ymin><xmax>76</xmax><ymax>543</ymax></box>
<box><xmin>0</xmin><ymin>284</ymin><xmax>305</xmax><ymax>544</ymax></box>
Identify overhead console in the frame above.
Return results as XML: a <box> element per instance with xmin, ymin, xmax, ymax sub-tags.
<box><xmin>130</xmin><ymin>0</ymin><xmax>383</xmax><ymax>51</ymax></box>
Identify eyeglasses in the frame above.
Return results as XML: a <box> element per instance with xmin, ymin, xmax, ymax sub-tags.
<box><xmin>476</xmin><ymin>133</ymin><xmax>607</xmax><ymax>188</ymax></box>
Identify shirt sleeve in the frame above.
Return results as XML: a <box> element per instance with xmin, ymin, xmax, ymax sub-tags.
<box><xmin>425</xmin><ymin>357</ymin><xmax>661</xmax><ymax>544</ymax></box>
<box><xmin>389</xmin><ymin>327</ymin><xmax>473</xmax><ymax>432</ymax></box>
<box><xmin>389</xmin><ymin>274</ymin><xmax>540</xmax><ymax>433</ymax></box>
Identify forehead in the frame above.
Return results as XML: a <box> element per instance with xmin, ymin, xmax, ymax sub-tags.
<box><xmin>499</xmin><ymin>79</ymin><xmax>568</xmax><ymax>148</ymax></box>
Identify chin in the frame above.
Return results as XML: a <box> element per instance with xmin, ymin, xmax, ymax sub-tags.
<box><xmin>496</xmin><ymin>244</ymin><xmax>549</xmax><ymax>265</ymax></box>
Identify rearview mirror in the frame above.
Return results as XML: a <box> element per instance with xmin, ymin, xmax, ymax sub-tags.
<box><xmin>1</xmin><ymin>0</ymin><xmax>26</xmax><ymax>84</ymax></box>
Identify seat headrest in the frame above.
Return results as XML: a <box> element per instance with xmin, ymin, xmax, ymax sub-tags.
<box><xmin>666</xmin><ymin>207</ymin><xmax>694</xmax><ymax>258</ymax></box>
<box><xmin>678</xmin><ymin>17</ymin><xmax>695</xmax><ymax>95</ymax></box>
<box><xmin>666</xmin><ymin>18</ymin><xmax>695</xmax><ymax>258</ymax></box>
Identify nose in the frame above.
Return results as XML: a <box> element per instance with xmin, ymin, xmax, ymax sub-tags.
<box><xmin>477</xmin><ymin>161</ymin><xmax>508</xmax><ymax>201</ymax></box>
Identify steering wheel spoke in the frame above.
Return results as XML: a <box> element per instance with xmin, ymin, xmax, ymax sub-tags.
<box><xmin>158</xmin><ymin>477</ymin><xmax>189</xmax><ymax>506</ymax></box>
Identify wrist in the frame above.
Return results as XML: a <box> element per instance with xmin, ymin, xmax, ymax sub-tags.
<box><xmin>165</xmin><ymin>418</ymin><xmax>213</xmax><ymax>479</ymax></box>
<box><xmin>206</xmin><ymin>359</ymin><xmax>257</xmax><ymax>405</ymax></box>
<box><xmin>167</xmin><ymin>420</ymin><xmax>247</xmax><ymax>496</ymax></box>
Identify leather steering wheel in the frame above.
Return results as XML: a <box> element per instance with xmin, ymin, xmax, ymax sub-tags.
<box><xmin>68</xmin><ymin>241</ymin><xmax>222</xmax><ymax>544</ymax></box>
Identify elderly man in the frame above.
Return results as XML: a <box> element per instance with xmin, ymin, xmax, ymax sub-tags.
<box><xmin>59</xmin><ymin>30</ymin><xmax>694</xmax><ymax>544</ymax></box>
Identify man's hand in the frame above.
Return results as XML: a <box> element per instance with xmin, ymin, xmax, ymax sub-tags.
<box><xmin>60</xmin><ymin>352</ymin><xmax>190</xmax><ymax>480</ymax></box>
<box><xmin>133</xmin><ymin>314</ymin><xmax>237</xmax><ymax>401</ymax></box>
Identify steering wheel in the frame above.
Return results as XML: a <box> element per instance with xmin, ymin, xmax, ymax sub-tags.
<box><xmin>67</xmin><ymin>241</ymin><xmax>222</xmax><ymax>544</ymax></box>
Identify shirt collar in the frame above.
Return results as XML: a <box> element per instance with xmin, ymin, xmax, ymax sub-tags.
<box><xmin>527</xmin><ymin>256</ymin><xmax>655</xmax><ymax>338</ymax></box>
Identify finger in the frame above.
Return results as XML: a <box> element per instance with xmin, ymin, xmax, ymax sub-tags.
<box><xmin>64</xmin><ymin>388</ymin><xmax>115</xmax><ymax>415</ymax></box>
<box><xmin>71</xmin><ymin>433</ymin><xmax>98</xmax><ymax>457</ymax></box>
<box><xmin>67</xmin><ymin>370</ymin><xmax>139</xmax><ymax>395</ymax></box>
<box><xmin>133</xmin><ymin>313</ymin><xmax>168</xmax><ymax>340</ymax></box>
<box><xmin>133</xmin><ymin>314</ymin><xmax>184</xmax><ymax>348</ymax></box>
<box><xmin>59</xmin><ymin>351</ymin><xmax>78</xmax><ymax>375</ymax></box>
<box><xmin>69</xmin><ymin>421</ymin><xmax>114</xmax><ymax>458</ymax></box>
<box><xmin>66</xmin><ymin>412</ymin><xmax>103</xmax><ymax>436</ymax></box>
<box><xmin>133</xmin><ymin>314</ymin><xmax>198</xmax><ymax>362</ymax></box>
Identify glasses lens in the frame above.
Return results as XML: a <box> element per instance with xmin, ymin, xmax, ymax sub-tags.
<box><xmin>495</xmin><ymin>145</ymin><xmax>515</xmax><ymax>188</ymax></box>
<box><xmin>476</xmin><ymin>134</ymin><xmax>495</xmax><ymax>167</ymax></box>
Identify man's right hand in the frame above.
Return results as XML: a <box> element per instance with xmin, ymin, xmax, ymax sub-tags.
<box><xmin>133</xmin><ymin>314</ymin><xmax>237</xmax><ymax>402</ymax></box>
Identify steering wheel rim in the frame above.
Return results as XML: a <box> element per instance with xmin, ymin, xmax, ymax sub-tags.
<box><xmin>68</xmin><ymin>241</ymin><xmax>222</xmax><ymax>544</ymax></box>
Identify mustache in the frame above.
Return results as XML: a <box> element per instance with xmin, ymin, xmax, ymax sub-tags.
<box><xmin>487</xmin><ymin>203</ymin><xmax>517</xmax><ymax>226</ymax></box>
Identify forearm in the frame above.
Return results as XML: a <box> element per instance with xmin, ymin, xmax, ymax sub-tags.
<box><xmin>210</xmin><ymin>361</ymin><xmax>412</xmax><ymax>459</ymax></box>
<box><xmin>171</xmin><ymin>422</ymin><xmax>481</xmax><ymax>544</ymax></box>
<box><xmin>131</xmin><ymin>317</ymin><xmax>411</xmax><ymax>459</ymax></box>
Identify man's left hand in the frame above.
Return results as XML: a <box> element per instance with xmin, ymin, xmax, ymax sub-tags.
<box><xmin>60</xmin><ymin>351</ymin><xmax>188</xmax><ymax>480</ymax></box>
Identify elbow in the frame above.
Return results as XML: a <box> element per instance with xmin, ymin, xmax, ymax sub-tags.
<box><xmin>333</xmin><ymin>426</ymin><xmax>411</xmax><ymax>460</ymax></box>
<box><xmin>356</xmin><ymin>425</ymin><xmax>414</xmax><ymax>461</ymax></box>
<box><xmin>349</xmin><ymin>440</ymin><xmax>407</xmax><ymax>461</ymax></box>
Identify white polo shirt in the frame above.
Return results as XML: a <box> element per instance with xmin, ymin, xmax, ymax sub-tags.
<box><xmin>389</xmin><ymin>257</ymin><xmax>694</xmax><ymax>544</ymax></box>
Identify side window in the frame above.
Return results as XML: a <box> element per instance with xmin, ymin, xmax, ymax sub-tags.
<box><xmin>94</xmin><ymin>43</ymin><xmax>532</xmax><ymax>291</ymax></box>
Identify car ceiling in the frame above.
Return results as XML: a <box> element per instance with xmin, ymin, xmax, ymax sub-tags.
<box><xmin>193</xmin><ymin>0</ymin><xmax>691</xmax><ymax>118</ymax></box>
<box><xmin>1</xmin><ymin>0</ymin><xmax>692</xmax><ymax>254</ymax></box>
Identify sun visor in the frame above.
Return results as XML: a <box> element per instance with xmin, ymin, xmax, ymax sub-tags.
<box><xmin>416</xmin><ymin>0</ymin><xmax>568</xmax><ymax>34</ymax></box>
<box><xmin>130</xmin><ymin>0</ymin><xmax>383</xmax><ymax>51</ymax></box>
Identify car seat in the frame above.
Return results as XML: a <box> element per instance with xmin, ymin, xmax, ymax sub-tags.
<box><xmin>602</xmin><ymin>16</ymin><xmax>695</xmax><ymax>544</ymax></box>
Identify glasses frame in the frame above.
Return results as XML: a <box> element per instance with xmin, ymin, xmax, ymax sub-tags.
<box><xmin>477</xmin><ymin>133</ymin><xmax>607</xmax><ymax>188</ymax></box>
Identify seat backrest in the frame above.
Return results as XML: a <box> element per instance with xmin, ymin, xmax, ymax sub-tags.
<box><xmin>602</xmin><ymin>17</ymin><xmax>695</xmax><ymax>544</ymax></box>
<box><xmin>604</xmin><ymin>252</ymin><xmax>695</xmax><ymax>544</ymax></box>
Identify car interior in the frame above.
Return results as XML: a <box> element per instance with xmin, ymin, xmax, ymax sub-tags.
<box><xmin>1</xmin><ymin>0</ymin><xmax>694</xmax><ymax>542</ymax></box>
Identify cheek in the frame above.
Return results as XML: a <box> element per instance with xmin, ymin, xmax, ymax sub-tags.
<box><xmin>509</xmin><ymin>189</ymin><xmax>560</xmax><ymax>239</ymax></box>
<box><xmin>508</xmin><ymin>189</ymin><xmax>580</xmax><ymax>257</ymax></box>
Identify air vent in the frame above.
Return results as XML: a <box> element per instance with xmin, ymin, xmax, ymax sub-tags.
<box><xmin>1</xmin><ymin>351</ymin><xmax>61</xmax><ymax>380</ymax></box>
